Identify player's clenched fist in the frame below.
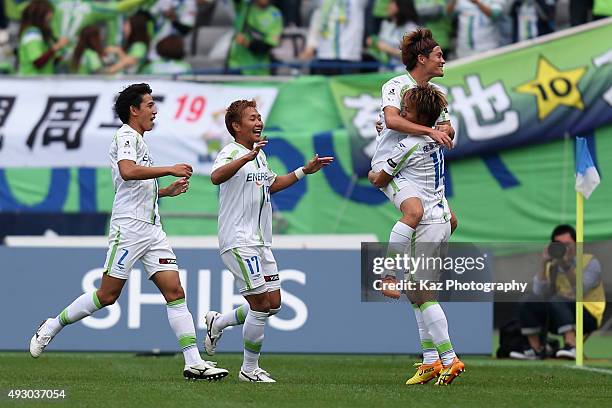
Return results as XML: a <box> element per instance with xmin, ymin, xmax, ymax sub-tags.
<box><xmin>170</xmin><ymin>163</ymin><xmax>193</xmax><ymax>178</ymax></box>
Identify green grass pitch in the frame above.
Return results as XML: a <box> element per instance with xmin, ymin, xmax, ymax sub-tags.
<box><xmin>1</xmin><ymin>353</ymin><xmax>611</xmax><ymax>407</ymax></box>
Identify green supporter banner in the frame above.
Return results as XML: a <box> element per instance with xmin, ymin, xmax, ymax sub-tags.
<box><xmin>329</xmin><ymin>21</ymin><xmax>612</xmax><ymax>176</ymax></box>
<box><xmin>1</xmin><ymin>22</ymin><xmax>612</xmax><ymax>242</ymax></box>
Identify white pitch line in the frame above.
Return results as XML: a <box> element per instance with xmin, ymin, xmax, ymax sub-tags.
<box><xmin>567</xmin><ymin>365</ymin><xmax>612</xmax><ymax>376</ymax></box>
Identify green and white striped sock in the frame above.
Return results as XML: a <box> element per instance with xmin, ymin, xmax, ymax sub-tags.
<box><xmin>214</xmin><ymin>304</ymin><xmax>249</xmax><ymax>331</ymax></box>
<box><xmin>242</xmin><ymin>310</ymin><xmax>268</xmax><ymax>373</ymax></box>
<box><xmin>420</xmin><ymin>301</ymin><xmax>456</xmax><ymax>366</ymax></box>
<box><xmin>46</xmin><ymin>292</ymin><xmax>103</xmax><ymax>336</ymax></box>
<box><xmin>166</xmin><ymin>298</ymin><xmax>201</xmax><ymax>366</ymax></box>
<box><xmin>412</xmin><ymin>303</ymin><xmax>439</xmax><ymax>364</ymax></box>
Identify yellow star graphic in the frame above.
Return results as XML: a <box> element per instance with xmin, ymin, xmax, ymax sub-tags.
<box><xmin>515</xmin><ymin>57</ymin><xmax>587</xmax><ymax>121</ymax></box>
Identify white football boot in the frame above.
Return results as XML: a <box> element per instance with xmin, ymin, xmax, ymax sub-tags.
<box><xmin>183</xmin><ymin>360</ymin><xmax>229</xmax><ymax>381</ymax></box>
<box><xmin>204</xmin><ymin>311</ymin><xmax>224</xmax><ymax>356</ymax></box>
<box><xmin>238</xmin><ymin>367</ymin><xmax>276</xmax><ymax>383</ymax></box>
<box><xmin>29</xmin><ymin>318</ymin><xmax>55</xmax><ymax>358</ymax></box>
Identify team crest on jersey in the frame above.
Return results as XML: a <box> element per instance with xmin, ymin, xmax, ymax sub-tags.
<box><xmin>387</xmin><ymin>158</ymin><xmax>397</xmax><ymax>168</ymax></box>
<box><xmin>124</xmin><ymin>140</ymin><xmax>130</xmax><ymax>147</ymax></box>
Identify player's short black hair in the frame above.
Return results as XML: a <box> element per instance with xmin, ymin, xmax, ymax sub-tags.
<box><xmin>551</xmin><ymin>224</ymin><xmax>576</xmax><ymax>242</ymax></box>
<box><xmin>114</xmin><ymin>83</ymin><xmax>152</xmax><ymax>124</ymax></box>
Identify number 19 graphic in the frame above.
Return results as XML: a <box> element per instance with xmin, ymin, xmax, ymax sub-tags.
<box><xmin>175</xmin><ymin>95</ymin><xmax>206</xmax><ymax>122</ymax></box>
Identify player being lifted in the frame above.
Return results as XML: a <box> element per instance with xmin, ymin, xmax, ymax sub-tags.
<box><xmin>369</xmin><ymin>85</ymin><xmax>464</xmax><ymax>386</ymax></box>
<box><xmin>372</xmin><ymin>28</ymin><xmax>457</xmax><ymax>289</ymax></box>
<box><xmin>369</xmin><ymin>27</ymin><xmax>462</xmax><ymax>386</ymax></box>
<box><xmin>205</xmin><ymin>99</ymin><xmax>333</xmax><ymax>382</ymax></box>
<box><xmin>29</xmin><ymin>83</ymin><xmax>229</xmax><ymax>382</ymax></box>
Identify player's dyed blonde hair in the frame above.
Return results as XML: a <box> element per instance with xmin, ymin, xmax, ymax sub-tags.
<box><xmin>401</xmin><ymin>27</ymin><xmax>439</xmax><ymax>71</ymax></box>
<box><xmin>225</xmin><ymin>99</ymin><xmax>257</xmax><ymax>137</ymax></box>
<box><xmin>402</xmin><ymin>85</ymin><xmax>447</xmax><ymax>128</ymax></box>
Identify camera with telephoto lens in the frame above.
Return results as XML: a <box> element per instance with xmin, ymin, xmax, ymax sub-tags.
<box><xmin>548</xmin><ymin>241</ymin><xmax>567</xmax><ymax>260</ymax></box>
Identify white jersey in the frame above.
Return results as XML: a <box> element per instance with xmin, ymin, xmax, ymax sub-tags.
<box><xmin>381</xmin><ymin>134</ymin><xmax>450</xmax><ymax>224</ymax></box>
<box><xmin>213</xmin><ymin>142</ymin><xmax>277</xmax><ymax>254</ymax></box>
<box><xmin>109</xmin><ymin>124</ymin><xmax>160</xmax><ymax>225</ymax></box>
<box><xmin>372</xmin><ymin>73</ymin><xmax>449</xmax><ymax>167</ymax></box>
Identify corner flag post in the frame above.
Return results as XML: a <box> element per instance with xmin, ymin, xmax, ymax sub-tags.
<box><xmin>574</xmin><ymin>136</ymin><xmax>600</xmax><ymax>367</ymax></box>
<box><xmin>575</xmin><ymin>191</ymin><xmax>584</xmax><ymax>367</ymax></box>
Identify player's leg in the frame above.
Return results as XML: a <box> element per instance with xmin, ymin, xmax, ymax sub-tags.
<box><xmin>30</xmin><ymin>274</ymin><xmax>126</xmax><ymax>358</ymax></box>
<box><xmin>382</xmin><ymin>187</ymin><xmax>424</xmax><ymax>299</ymax></box>
<box><xmin>261</xmin><ymin>247</ymin><xmax>282</xmax><ymax>316</ymax></box>
<box><xmin>239</xmin><ymin>246</ymin><xmax>280</xmax><ymax>382</ymax></box>
<box><xmin>217</xmin><ymin>247</ymin><xmax>275</xmax><ymax>382</ymax></box>
<box><xmin>143</xmin><ymin>224</ymin><xmax>228</xmax><ymax>380</ymax></box>
<box><xmin>236</xmin><ymin>290</ymin><xmax>276</xmax><ymax>382</ymax></box>
<box><xmin>29</xmin><ymin>220</ymin><xmax>134</xmax><ymax>358</ymax></box>
<box><xmin>414</xmin><ymin>222</ymin><xmax>464</xmax><ymax>385</ymax></box>
<box><xmin>204</xmin><ymin>248</ymin><xmax>261</xmax><ymax>356</ymax></box>
<box><xmin>206</xmin><ymin>250</ymin><xmax>281</xmax><ymax>343</ymax></box>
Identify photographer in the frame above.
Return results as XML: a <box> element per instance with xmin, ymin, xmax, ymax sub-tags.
<box><xmin>511</xmin><ymin>225</ymin><xmax>606</xmax><ymax>360</ymax></box>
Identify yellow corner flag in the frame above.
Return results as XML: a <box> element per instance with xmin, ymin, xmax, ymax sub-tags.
<box><xmin>574</xmin><ymin>137</ymin><xmax>600</xmax><ymax>366</ymax></box>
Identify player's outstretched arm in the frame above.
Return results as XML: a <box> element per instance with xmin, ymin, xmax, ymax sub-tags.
<box><xmin>368</xmin><ymin>170</ymin><xmax>393</xmax><ymax>189</ymax></box>
<box><xmin>270</xmin><ymin>154</ymin><xmax>334</xmax><ymax>194</ymax></box>
<box><xmin>118</xmin><ymin>160</ymin><xmax>192</xmax><ymax>181</ymax></box>
<box><xmin>384</xmin><ymin>106</ymin><xmax>453</xmax><ymax>148</ymax></box>
<box><xmin>159</xmin><ymin>177</ymin><xmax>190</xmax><ymax>198</ymax></box>
<box><xmin>211</xmin><ymin>140</ymin><xmax>268</xmax><ymax>185</ymax></box>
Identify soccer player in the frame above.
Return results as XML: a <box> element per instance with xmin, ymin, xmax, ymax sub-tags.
<box><xmin>370</xmin><ymin>27</ymin><xmax>460</xmax><ymax>386</ymax></box>
<box><xmin>29</xmin><ymin>83</ymin><xmax>228</xmax><ymax>382</ymax></box>
<box><xmin>369</xmin><ymin>85</ymin><xmax>464</xmax><ymax>386</ymax></box>
<box><xmin>372</xmin><ymin>27</ymin><xmax>455</xmax><ymax>293</ymax></box>
<box><xmin>204</xmin><ymin>99</ymin><xmax>333</xmax><ymax>382</ymax></box>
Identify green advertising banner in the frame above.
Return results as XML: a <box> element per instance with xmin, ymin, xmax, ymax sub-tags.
<box><xmin>1</xmin><ymin>22</ymin><xmax>611</xmax><ymax>243</ymax></box>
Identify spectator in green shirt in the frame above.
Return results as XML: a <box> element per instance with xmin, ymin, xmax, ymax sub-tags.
<box><xmin>71</xmin><ymin>24</ymin><xmax>106</xmax><ymax>74</ymax></box>
<box><xmin>105</xmin><ymin>10</ymin><xmax>152</xmax><ymax>74</ymax></box>
<box><xmin>17</xmin><ymin>0</ymin><xmax>69</xmax><ymax>75</ymax></box>
<box><xmin>227</xmin><ymin>0</ymin><xmax>283</xmax><ymax>75</ymax></box>
<box><xmin>142</xmin><ymin>34</ymin><xmax>192</xmax><ymax>74</ymax></box>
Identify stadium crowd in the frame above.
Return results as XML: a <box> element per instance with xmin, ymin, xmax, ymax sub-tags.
<box><xmin>0</xmin><ymin>0</ymin><xmax>610</xmax><ymax>75</ymax></box>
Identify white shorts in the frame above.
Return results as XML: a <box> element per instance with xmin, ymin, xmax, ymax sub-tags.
<box><xmin>373</xmin><ymin>162</ymin><xmax>420</xmax><ymax>210</ymax></box>
<box><xmin>408</xmin><ymin>222</ymin><xmax>451</xmax><ymax>281</ymax></box>
<box><xmin>103</xmin><ymin>218</ymin><xmax>178</xmax><ymax>280</ymax></box>
<box><xmin>221</xmin><ymin>246</ymin><xmax>281</xmax><ymax>295</ymax></box>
